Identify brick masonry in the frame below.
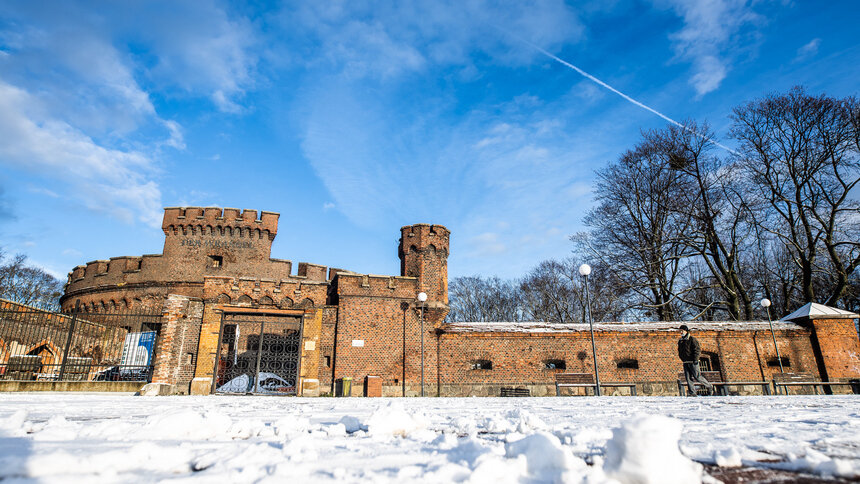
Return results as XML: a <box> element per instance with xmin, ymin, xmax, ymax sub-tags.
<box><xmin>150</xmin><ymin>294</ymin><xmax>203</xmax><ymax>393</ymax></box>
<box><xmin>60</xmin><ymin>206</ymin><xmax>860</xmax><ymax>396</ymax></box>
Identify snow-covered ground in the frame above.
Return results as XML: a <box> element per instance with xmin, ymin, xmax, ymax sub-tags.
<box><xmin>0</xmin><ymin>393</ymin><xmax>857</xmax><ymax>483</ymax></box>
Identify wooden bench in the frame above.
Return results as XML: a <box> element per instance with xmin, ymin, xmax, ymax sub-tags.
<box><xmin>677</xmin><ymin>371</ymin><xmax>770</xmax><ymax>396</ymax></box>
<box><xmin>773</xmin><ymin>372</ymin><xmax>859</xmax><ymax>395</ymax></box>
<box><xmin>555</xmin><ymin>373</ymin><xmax>637</xmax><ymax>396</ymax></box>
<box><xmin>500</xmin><ymin>387</ymin><xmax>530</xmax><ymax>397</ymax></box>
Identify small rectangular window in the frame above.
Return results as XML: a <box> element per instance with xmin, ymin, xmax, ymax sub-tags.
<box><xmin>209</xmin><ymin>255</ymin><xmax>223</xmax><ymax>268</ymax></box>
<box><xmin>767</xmin><ymin>357</ymin><xmax>790</xmax><ymax>367</ymax></box>
<box><xmin>470</xmin><ymin>359</ymin><xmax>492</xmax><ymax>370</ymax></box>
<box><xmin>324</xmin><ymin>355</ymin><xmax>331</xmax><ymax>368</ymax></box>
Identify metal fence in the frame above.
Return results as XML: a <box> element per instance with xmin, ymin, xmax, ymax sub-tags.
<box><xmin>0</xmin><ymin>302</ymin><xmax>162</xmax><ymax>382</ymax></box>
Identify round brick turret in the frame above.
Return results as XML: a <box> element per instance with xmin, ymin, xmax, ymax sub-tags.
<box><xmin>398</xmin><ymin>224</ymin><xmax>450</xmax><ymax>305</ymax></box>
<box><xmin>59</xmin><ymin>207</ymin><xmax>327</xmax><ymax>312</ymax></box>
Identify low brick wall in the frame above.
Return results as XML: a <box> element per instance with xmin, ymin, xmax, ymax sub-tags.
<box><xmin>0</xmin><ymin>380</ymin><xmax>146</xmax><ymax>392</ymax></box>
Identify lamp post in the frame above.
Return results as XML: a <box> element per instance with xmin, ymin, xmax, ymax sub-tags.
<box><xmin>418</xmin><ymin>291</ymin><xmax>427</xmax><ymax>397</ymax></box>
<box><xmin>761</xmin><ymin>298</ymin><xmax>784</xmax><ymax>373</ymax></box>
<box><xmin>579</xmin><ymin>264</ymin><xmax>601</xmax><ymax>396</ymax></box>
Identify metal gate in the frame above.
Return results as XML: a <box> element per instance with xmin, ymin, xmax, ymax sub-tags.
<box><xmin>214</xmin><ymin>313</ymin><xmax>303</xmax><ymax>395</ymax></box>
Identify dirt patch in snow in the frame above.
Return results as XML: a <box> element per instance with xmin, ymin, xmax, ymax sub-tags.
<box><xmin>704</xmin><ymin>464</ymin><xmax>859</xmax><ymax>483</ymax></box>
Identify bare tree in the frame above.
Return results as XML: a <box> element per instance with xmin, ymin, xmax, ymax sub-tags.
<box><xmin>519</xmin><ymin>259</ymin><xmax>579</xmax><ymax>323</ymax></box>
<box><xmin>731</xmin><ymin>88</ymin><xmax>860</xmax><ymax>308</ymax></box>
<box><xmin>446</xmin><ymin>275</ymin><xmax>522</xmax><ymax>322</ymax></box>
<box><xmin>0</xmin><ymin>249</ymin><xmax>64</xmax><ymax>310</ymax></box>
<box><xmin>579</xmin><ymin>139</ymin><xmax>694</xmax><ymax>320</ymax></box>
<box><xmin>650</xmin><ymin>122</ymin><xmax>758</xmax><ymax>320</ymax></box>
<box><xmin>520</xmin><ymin>257</ymin><xmax>627</xmax><ymax>323</ymax></box>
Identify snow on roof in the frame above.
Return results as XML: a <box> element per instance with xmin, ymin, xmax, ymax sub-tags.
<box><xmin>441</xmin><ymin>320</ymin><xmax>806</xmax><ymax>334</ymax></box>
<box><xmin>781</xmin><ymin>302</ymin><xmax>859</xmax><ymax>322</ymax></box>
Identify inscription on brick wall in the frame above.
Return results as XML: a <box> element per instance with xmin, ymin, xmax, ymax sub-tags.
<box><xmin>180</xmin><ymin>239</ymin><xmax>253</xmax><ymax>249</ymax></box>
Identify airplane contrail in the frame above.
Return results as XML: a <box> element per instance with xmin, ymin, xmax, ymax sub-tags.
<box><xmin>517</xmin><ymin>39</ymin><xmax>739</xmax><ymax>155</ymax></box>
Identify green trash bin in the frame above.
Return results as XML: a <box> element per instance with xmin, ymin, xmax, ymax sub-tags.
<box><xmin>335</xmin><ymin>377</ymin><xmax>353</xmax><ymax>397</ymax></box>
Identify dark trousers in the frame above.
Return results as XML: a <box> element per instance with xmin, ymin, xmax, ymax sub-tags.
<box><xmin>683</xmin><ymin>362</ymin><xmax>714</xmax><ymax>395</ymax></box>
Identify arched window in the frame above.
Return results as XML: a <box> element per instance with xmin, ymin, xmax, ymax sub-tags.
<box><xmin>258</xmin><ymin>296</ymin><xmax>275</xmax><ymax>307</ymax></box>
<box><xmin>616</xmin><ymin>358</ymin><xmax>639</xmax><ymax>370</ymax></box>
<box><xmin>544</xmin><ymin>359</ymin><xmax>566</xmax><ymax>370</ymax></box>
<box><xmin>280</xmin><ymin>297</ymin><xmax>294</xmax><ymax>308</ymax></box>
<box><xmin>214</xmin><ymin>293</ymin><xmax>231</xmax><ymax>305</ymax></box>
<box><xmin>470</xmin><ymin>359</ymin><xmax>492</xmax><ymax>370</ymax></box>
<box><xmin>237</xmin><ymin>295</ymin><xmax>253</xmax><ymax>306</ymax></box>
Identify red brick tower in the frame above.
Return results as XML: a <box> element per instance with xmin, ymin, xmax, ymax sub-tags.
<box><xmin>399</xmin><ymin>224</ymin><xmax>450</xmax><ymax>324</ymax></box>
<box><xmin>161</xmin><ymin>207</ymin><xmax>280</xmax><ymax>269</ymax></box>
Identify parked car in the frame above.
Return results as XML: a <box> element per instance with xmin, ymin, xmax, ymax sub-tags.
<box><xmin>93</xmin><ymin>366</ymin><xmax>150</xmax><ymax>382</ymax></box>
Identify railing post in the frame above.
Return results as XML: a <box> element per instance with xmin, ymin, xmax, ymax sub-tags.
<box><xmin>57</xmin><ymin>300</ymin><xmax>81</xmax><ymax>381</ymax></box>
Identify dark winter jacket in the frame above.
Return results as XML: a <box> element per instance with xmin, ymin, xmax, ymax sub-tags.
<box><xmin>678</xmin><ymin>334</ymin><xmax>701</xmax><ymax>363</ymax></box>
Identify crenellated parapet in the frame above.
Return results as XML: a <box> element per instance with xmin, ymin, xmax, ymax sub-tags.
<box><xmin>67</xmin><ymin>255</ymin><xmax>163</xmax><ymax>287</ymax></box>
<box><xmin>203</xmin><ymin>276</ymin><xmax>330</xmax><ymax>308</ymax></box>
<box><xmin>335</xmin><ymin>273</ymin><xmax>419</xmax><ymax>299</ymax></box>
<box><xmin>398</xmin><ymin>224</ymin><xmax>450</xmax><ymax>259</ymax></box>
<box><xmin>162</xmin><ymin>207</ymin><xmax>279</xmax><ymax>241</ymax></box>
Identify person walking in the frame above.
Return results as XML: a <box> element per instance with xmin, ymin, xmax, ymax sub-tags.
<box><xmin>678</xmin><ymin>325</ymin><xmax>714</xmax><ymax>396</ymax></box>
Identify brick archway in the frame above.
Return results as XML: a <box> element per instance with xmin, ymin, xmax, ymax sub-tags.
<box><xmin>27</xmin><ymin>340</ymin><xmax>62</xmax><ymax>369</ymax></box>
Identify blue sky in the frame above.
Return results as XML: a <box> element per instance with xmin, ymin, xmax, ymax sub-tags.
<box><xmin>1</xmin><ymin>1</ymin><xmax>858</xmax><ymax>282</ymax></box>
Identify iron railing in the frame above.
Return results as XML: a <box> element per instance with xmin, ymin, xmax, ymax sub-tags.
<box><xmin>0</xmin><ymin>302</ymin><xmax>162</xmax><ymax>382</ymax></box>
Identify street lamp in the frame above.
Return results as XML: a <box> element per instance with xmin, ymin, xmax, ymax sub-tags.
<box><xmin>418</xmin><ymin>291</ymin><xmax>427</xmax><ymax>397</ymax></box>
<box><xmin>579</xmin><ymin>264</ymin><xmax>601</xmax><ymax>396</ymax></box>
<box><xmin>761</xmin><ymin>298</ymin><xmax>784</xmax><ymax>373</ymax></box>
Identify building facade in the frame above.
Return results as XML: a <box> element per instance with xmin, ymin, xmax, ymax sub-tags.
<box><xmin>59</xmin><ymin>207</ymin><xmax>860</xmax><ymax>396</ymax></box>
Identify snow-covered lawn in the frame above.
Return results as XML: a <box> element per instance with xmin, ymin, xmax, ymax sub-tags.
<box><xmin>0</xmin><ymin>393</ymin><xmax>857</xmax><ymax>483</ymax></box>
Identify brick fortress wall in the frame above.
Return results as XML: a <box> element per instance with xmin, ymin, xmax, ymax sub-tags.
<box><xmin>61</xmin><ymin>207</ymin><xmax>860</xmax><ymax>396</ymax></box>
<box><xmin>435</xmin><ymin>324</ymin><xmax>819</xmax><ymax>396</ymax></box>
<box><xmin>60</xmin><ymin>207</ymin><xmax>333</xmax><ymax>313</ymax></box>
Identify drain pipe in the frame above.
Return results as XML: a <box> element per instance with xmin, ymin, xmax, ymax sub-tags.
<box><xmin>752</xmin><ymin>330</ymin><xmax>766</xmax><ymax>381</ymax></box>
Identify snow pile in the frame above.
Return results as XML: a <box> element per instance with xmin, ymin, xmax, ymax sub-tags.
<box><xmin>338</xmin><ymin>415</ymin><xmax>363</xmax><ymax>433</ymax></box>
<box><xmin>444</xmin><ymin>320</ymin><xmax>804</xmax><ymax>334</ymax></box>
<box><xmin>506</xmin><ymin>408</ymin><xmax>547</xmax><ymax>433</ymax></box>
<box><xmin>142</xmin><ymin>409</ymin><xmax>232</xmax><ymax>440</ymax></box>
<box><xmin>778</xmin><ymin>448</ymin><xmax>858</xmax><ymax>478</ymax></box>
<box><xmin>714</xmin><ymin>447</ymin><xmax>742</xmax><ymax>467</ymax></box>
<box><xmin>0</xmin><ymin>409</ymin><xmax>28</xmax><ymax>437</ymax></box>
<box><xmin>505</xmin><ymin>431</ymin><xmax>586</xmax><ymax>482</ymax></box>
<box><xmin>603</xmin><ymin>415</ymin><xmax>702</xmax><ymax>484</ymax></box>
<box><xmin>364</xmin><ymin>402</ymin><xmax>425</xmax><ymax>437</ymax></box>
<box><xmin>274</xmin><ymin>415</ymin><xmax>311</xmax><ymax>436</ymax></box>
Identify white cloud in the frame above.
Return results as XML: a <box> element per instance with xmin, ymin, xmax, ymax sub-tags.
<box><xmin>323</xmin><ymin>202</ymin><xmax>336</xmax><ymax>211</ymax></box>
<box><xmin>0</xmin><ymin>1</ymin><xmax>260</xmax><ymax>226</ymax></box>
<box><xmin>112</xmin><ymin>1</ymin><xmax>259</xmax><ymax>113</ymax></box>
<box><xmin>657</xmin><ymin>0</ymin><xmax>762</xmax><ymax>97</ymax></box>
<box><xmin>795</xmin><ymin>38</ymin><xmax>821</xmax><ymax>62</ymax></box>
<box><xmin>689</xmin><ymin>55</ymin><xmax>727</xmax><ymax>96</ymax></box>
<box><xmin>285</xmin><ymin>1</ymin><xmax>582</xmax><ymax>79</ymax></box>
<box><xmin>0</xmin><ymin>82</ymin><xmax>162</xmax><ymax>226</ymax></box>
<box><xmin>162</xmin><ymin>120</ymin><xmax>186</xmax><ymax>150</ymax></box>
